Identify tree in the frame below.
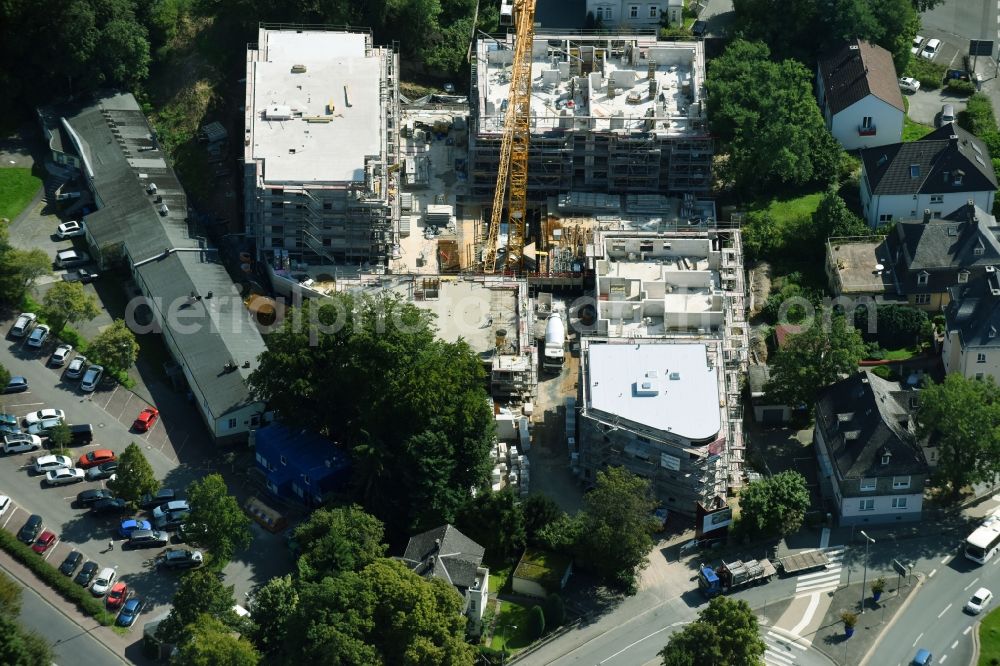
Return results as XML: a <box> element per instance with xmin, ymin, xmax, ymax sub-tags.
<box><xmin>87</xmin><ymin>319</ymin><xmax>138</xmax><ymax>376</ymax></box>
<box><xmin>248</xmin><ymin>575</ymin><xmax>298</xmax><ymax>657</ymax></box>
<box><xmin>0</xmin><ymin>364</ymin><xmax>10</xmax><ymax>393</ymax></box>
<box><xmin>0</xmin><ymin>248</ymin><xmax>51</xmax><ymax>305</ymax></box>
<box><xmin>282</xmin><ymin>559</ymin><xmax>476</xmax><ymax>665</ymax></box>
<box><xmin>854</xmin><ymin>305</ymin><xmax>930</xmax><ymax>349</ymax></box>
<box><xmin>172</xmin><ymin>614</ymin><xmax>260</xmax><ymax>666</ymax></box>
<box><xmin>526</xmin><ymin>604</ymin><xmax>546</xmax><ymax>640</ymax></box>
<box><xmin>543</xmin><ymin>593</ymin><xmax>565</xmax><ymax>629</ymax></box>
<box><xmin>765</xmin><ymin>315</ymin><xmax>866</xmax><ymax>407</ymax></box>
<box><xmin>739</xmin><ymin>471</ymin><xmax>811</xmax><ymax>537</ymax></box>
<box><xmin>814</xmin><ymin>190</ymin><xmax>871</xmax><ymax>239</ymax></box>
<box><xmin>186</xmin><ymin>474</ymin><xmax>252</xmax><ymax>567</ymax></box>
<box><xmin>0</xmin><ymin>613</ymin><xmax>52</xmax><ymax>666</ymax></box>
<box><xmin>660</xmin><ymin>597</ymin><xmax>765</xmax><ymax>666</ymax></box>
<box><xmin>455</xmin><ymin>488</ymin><xmax>526</xmax><ymax>562</ymax></box>
<box><xmin>522</xmin><ymin>494</ymin><xmax>562</xmax><ymax>546</ymax></box>
<box><xmin>292</xmin><ymin>505</ymin><xmax>386</xmax><ymax>581</ymax></box>
<box><xmin>47</xmin><ymin>422</ymin><xmax>71</xmax><ymax>454</ymax></box>
<box><xmin>157</xmin><ymin>569</ymin><xmax>237</xmax><ymax>644</ymax></box>
<box><xmin>107</xmin><ymin>442</ymin><xmax>159</xmax><ymax>505</ymax></box>
<box><xmin>576</xmin><ymin>467</ymin><xmax>657</xmax><ymax>593</ymax></box>
<box><xmin>41</xmin><ymin>281</ymin><xmax>99</xmax><ymax>335</ymax></box>
<box><xmin>0</xmin><ymin>571</ymin><xmax>21</xmax><ymax>615</ymax></box>
<box><xmin>916</xmin><ymin>374</ymin><xmax>1000</xmax><ymax>497</ymax></box>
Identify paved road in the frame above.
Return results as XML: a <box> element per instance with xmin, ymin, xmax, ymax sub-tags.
<box><xmin>921</xmin><ymin>0</ymin><xmax>997</xmax><ymax>44</ymax></box>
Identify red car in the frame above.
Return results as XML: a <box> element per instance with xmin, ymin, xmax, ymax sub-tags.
<box><xmin>77</xmin><ymin>449</ymin><xmax>117</xmax><ymax>469</ymax></box>
<box><xmin>31</xmin><ymin>530</ymin><xmax>56</xmax><ymax>554</ymax></box>
<box><xmin>106</xmin><ymin>581</ymin><xmax>128</xmax><ymax>609</ymax></box>
<box><xmin>132</xmin><ymin>407</ymin><xmax>159</xmax><ymax>432</ymax></box>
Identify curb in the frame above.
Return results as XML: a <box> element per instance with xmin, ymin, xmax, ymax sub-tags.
<box><xmin>858</xmin><ymin>573</ymin><xmax>925</xmax><ymax>666</ymax></box>
<box><xmin>971</xmin><ymin>616</ymin><xmax>981</xmax><ymax>666</ymax></box>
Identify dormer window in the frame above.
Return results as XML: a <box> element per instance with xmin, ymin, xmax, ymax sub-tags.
<box><xmin>991</xmin><ymin>326</ymin><xmax>997</xmax><ymax>339</ymax></box>
<box><xmin>954</xmin><ymin>170</ymin><xmax>965</xmax><ymax>186</ymax></box>
<box><xmin>975</xmin><ymin>243</ymin><xmax>985</xmax><ymax>256</ymax></box>
<box><xmin>909</xmin><ymin>164</ymin><xmax>920</xmax><ymax>178</ymax></box>
<box><xmin>959</xmin><ymin>271</ymin><xmax>970</xmax><ymax>283</ymax></box>
<box><xmin>881</xmin><ymin>451</ymin><xmax>892</xmax><ymax>466</ymax></box>
<box><xmin>917</xmin><ymin>271</ymin><xmax>929</xmax><ymax>285</ymax></box>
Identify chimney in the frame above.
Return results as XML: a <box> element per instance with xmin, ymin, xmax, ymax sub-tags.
<box><xmin>968</xmin><ymin>199</ymin><xmax>976</xmax><ymax>223</ymax></box>
<box><xmin>434</xmin><ymin>538</ymin><xmax>441</xmax><ymax>551</ymax></box>
<box><xmin>923</xmin><ymin>209</ymin><xmax>931</xmax><ymax>224</ymax></box>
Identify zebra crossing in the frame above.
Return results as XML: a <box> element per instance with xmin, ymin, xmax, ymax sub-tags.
<box><xmin>763</xmin><ymin>629</ymin><xmax>807</xmax><ymax>666</ymax></box>
<box><xmin>793</xmin><ymin>547</ymin><xmax>845</xmax><ymax>596</ymax></box>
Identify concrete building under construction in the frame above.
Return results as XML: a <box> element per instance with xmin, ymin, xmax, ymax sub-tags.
<box><xmin>244</xmin><ymin>25</ymin><xmax>400</xmax><ymax>268</ymax></box>
<box><xmin>469</xmin><ymin>32</ymin><xmax>712</xmax><ymax>200</ymax></box>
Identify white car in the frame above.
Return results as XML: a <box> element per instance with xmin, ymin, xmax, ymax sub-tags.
<box><xmin>911</xmin><ymin>35</ymin><xmax>924</xmax><ymax>56</ymax></box>
<box><xmin>24</xmin><ymin>409</ymin><xmax>65</xmax><ymax>426</ymax></box>
<box><xmin>90</xmin><ymin>567</ymin><xmax>116</xmax><ymax>596</ymax></box>
<box><xmin>26</xmin><ymin>324</ymin><xmax>49</xmax><ymax>348</ymax></box>
<box><xmin>55</xmin><ymin>220</ymin><xmax>85</xmax><ymax>239</ymax></box>
<box><xmin>27</xmin><ymin>418</ymin><xmax>63</xmax><ymax>436</ymax></box>
<box><xmin>899</xmin><ymin>77</ymin><xmax>920</xmax><ymax>94</ymax></box>
<box><xmin>80</xmin><ymin>365</ymin><xmax>103</xmax><ymax>392</ymax></box>
<box><xmin>967</xmin><ymin>587</ymin><xmax>993</xmax><ymax>614</ymax></box>
<box><xmin>10</xmin><ymin>312</ymin><xmax>36</xmax><ymax>338</ymax></box>
<box><xmin>921</xmin><ymin>38</ymin><xmax>941</xmax><ymax>60</ymax></box>
<box><xmin>66</xmin><ymin>355</ymin><xmax>87</xmax><ymax>379</ymax></box>
<box><xmin>32</xmin><ymin>455</ymin><xmax>73</xmax><ymax>474</ymax></box>
<box><xmin>3</xmin><ymin>434</ymin><xmax>42</xmax><ymax>454</ymax></box>
<box><xmin>0</xmin><ymin>496</ymin><xmax>11</xmax><ymax>518</ymax></box>
<box><xmin>50</xmin><ymin>344</ymin><xmax>73</xmax><ymax>367</ymax></box>
<box><xmin>45</xmin><ymin>467</ymin><xmax>85</xmax><ymax>486</ymax></box>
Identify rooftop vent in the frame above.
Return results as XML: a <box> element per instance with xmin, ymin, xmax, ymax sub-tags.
<box><xmin>669</xmin><ymin>372</ymin><xmax>681</xmax><ymax>380</ymax></box>
<box><xmin>849</xmin><ymin>44</ymin><xmax>860</xmax><ymax>50</ymax></box>
<box><xmin>291</xmin><ymin>64</ymin><xmax>307</xmax><ymax>73</ymax></box>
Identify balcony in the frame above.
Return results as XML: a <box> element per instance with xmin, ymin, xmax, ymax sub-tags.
<box><xmin>858</xmin><ymin>125</ymin><xmax>877</xmax><ymax>137</ymax></box>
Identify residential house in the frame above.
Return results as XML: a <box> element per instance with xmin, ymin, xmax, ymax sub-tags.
<box><xmin>814</xmin><ymin>371</ymin><xmax>930</xmax><ymax>525</ymax></box>
<box><xmin>817</xmin><ymin>39</ymin><xmax>904</xmax><ymax>150</ymax></box>
<box><xmin>859</xmin><ymin>123</ymin><xmax>997</xmax><ymax>228</ymax></box>
<box><xmin>401</xmin><ymin>525</ymin><xmax>489</xmax><ymax>635</ymax></box>
<box><xmin>942</xmin><ymin>270</ymin><xmax>1000</xmax><ymax>384</ymax></box>
<box><xmin>585</xmin><ymin>1</ymin><xmax>681</xmax><ymax>26</ymax></box>
<box><xmin>251</xmin><ymin>423</ymin><xmax>350</xmax><ymax>507</ymax></box>
<box><xmin>512</xmin><ymin>547</ymin><xmax>574</xmax><ymax>598</ymax></box>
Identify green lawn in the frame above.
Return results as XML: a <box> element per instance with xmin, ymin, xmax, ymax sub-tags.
<box><xmin>0</xmin><ymin>168</ymin><xmax>42</xmax><ymax>220</ymax></box>
<box><xmin>979</xmin><ymin>605</ymin><xmax>1000</xmax><ymax>664</ymax></box>
<box><xmin>489</xmin><ymin>566</ymin><xmax>513</xmax><ymax>594</ymax></box>
<box><xmin>903</xmin><ymin>116</ymin><xmax>933</xmax><ymax>142</ymax></box>
<box><xmin>883</xmin><ymin>347</ymin><xmax>920</xmax><ymax>361</ymax></box>
<box><xmin>490</xmin><ymin>600</ymin><xmax>533</xmax><ymax>653</ymax></box>
<box><xmin>763</xmin><ymin>192</ymin><xmax>825</xmax><ymax>226</ymax></box>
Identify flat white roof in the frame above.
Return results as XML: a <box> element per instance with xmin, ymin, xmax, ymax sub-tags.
<box><xmin>250</xmin><ymin>30</ymin><xmax>382</xmax><ymax>184</ymax></box>
<box><xmin>587</xmin><ymin>342</ymin><xmax>721</xmax><ymax>441</ymax></box>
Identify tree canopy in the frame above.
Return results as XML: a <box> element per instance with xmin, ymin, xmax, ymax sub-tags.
<box><xmin>250</xmin><ymin>294</ymin><xmax>495</xmax><ymax>535</ymax></box>
<box><xmin>157</xmin><ymin>569</ymin><xmax>238</xmax><ymax>644</ymax></box>
<box><xmin>292</xmin><ymin>505</ymin><xmax>387</xmax><ymax>581</ymax></box>
<box><xmin>108</xmin><ymin>442</ymin><xmax>159</xmax><ymax>505</ymax></box>
<box><xmin>0</xmin><ymin>220</ymin><xmax>51</xmax><ymax>305</ymax></box>
<box><xmin>172</xmin><ymin>614</ymin><xmax>261</xmax><ymax>666</ymax></box>
<box><xmin>41</xmin><ymin>281</ymin><xmax>100</xmax><ymax>335</ymax></box>
<box><xmin>455</xmin><ymin>488</ymin><xmax>526</xmax><ymax>563</ymax></box>
<box><xmin>248</xmin><ymin>575</ymin><xmax>299</xmax><ymax>658</ymax></box>
<box><xmin>186</xmin><ymin>473</ymin><xmax>252</xmax><ymax>568</ymax></box>
<box><xmin>660</xmin><ymin>597</ymin><xmax>766</xmax><ymax>666</ymax></box>
<box><xmin>738</xmin><ymin>471</ymin><xmax>811</xmax><ymax>536</ymax></box>
<box><xmin>87</xmin><ymin>319</ymin><xmax>139</xmax><ymax>376</ymax></box>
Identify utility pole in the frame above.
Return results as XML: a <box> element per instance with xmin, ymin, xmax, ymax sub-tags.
<box><xmin>860</xmin><ymin>530</ymin><xmax>875</xmax><ymax>614</ymax></box>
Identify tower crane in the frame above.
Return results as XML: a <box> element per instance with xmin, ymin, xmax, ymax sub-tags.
<box><xmin>482</xmin><ymin>0</ymin><xmax>537</xmax><ymax>274</ymax></box>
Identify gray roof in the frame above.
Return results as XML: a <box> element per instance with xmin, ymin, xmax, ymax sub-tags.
<box><xmin>860</xmin><ymin>123</ymin><xmax>998</xmax><ymax>196</ymax></box>
<box><xmin>945</xmin><ymin>271</ymin><xmax>1000</xmax><ymax>350</ymax></box>
<box><xmin>815</xmin><ymin>371</ymin><xmax>928</xmax><ymax>480</ymax></box>
<box><xmin>402</xmin><ymin>524</ymin><xmax>485</xmax><ymax>594</ymax></box>
<box><xmin>818</xmin><ymin>39</ymin><xmax>904</xmax><ymax>116</ymax></box>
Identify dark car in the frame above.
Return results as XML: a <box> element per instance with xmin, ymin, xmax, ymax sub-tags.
<box><xmin>17</xmin><ymin>515</ymin><xmax>42</xmax><ymax>544</ymax></box>
<box><xmin>125</xmin><ymin>529</ymin><xmax>170</xmax><ymax>549</ymax></box>
<box><xmin>69</xmin><ymin>423</ymin><xmax>94</xmax><ymax>446</ymax></box>
<box><xmin>85</xmin><ymin>460</ymin><xmax>118</xmax><ymax>481</ymax></box>
<box><xmin>59</xmin><ymin>550</ymin><xmax>83</xmax><ymax>576</ymax></box>
<box><xmin>117</xmin><ymin>597</ymin><xmax>144</xmax><ymax>627</ymax></box>
<box><xmin>140</xmin><ymin>489</ymin><xmax>180</xmax><ymax>511</ymax></box>
<box><xmin>691</xmin><ymin>20</ymin><xmax>707</xmax><ymax>37</ymax></box>
<box><xmin>90</xmin><ymin>498</ymin><xmax>130</xmax><ymax>516</ymax></box>
<box><xmin>3</xmin><ymin>376</ymin><xmax>28</xmax><ymax>394</ymax></box>
<box><xmin>175</xmin><ymin>522</ymin><xmax>206</xmax><ymax>545</ymax></box>
<box><xmin>77</xmin><ymin>489</ymin><xmax>114</xmax><ymax>507</ymax></box>
<box><xmin>74</xmin><ymin>561</ymin><xmax>98</xmax><ymax>586</ymax></box>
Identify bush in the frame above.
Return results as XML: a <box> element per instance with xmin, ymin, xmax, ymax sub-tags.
<box><xmin>0</xmin><ymin>527</ymin><xmax>115</xmax><ymax>625</ymax></box>
<box><xmin>946</xmin><ymin>79</ymin><xmax>976</xmax><ymax>95</ymax></box>
<box><xmin>855</xmin><ymin>305</ymin><xmax>931</xmax><ymax>349</ymax></box>
<box><xmin>841</xmin><ymin>611</ymin><xmax>858</xmax><ymax>628</ymax></box>
<box><xmin>543</xmin><ymin>593</ymin><xmax>565</xmax><ymax>629</ymax></box>
<box><xmin>905</xmin><ymin>58</ymin><xmax>946</xmax><ymax>90</ymax></box>
<box><xmin>527</xmin><ymin>604</ymin><xmax>546</xmax><ymax>640</ymax></box>
<box><xmin>871</xmin><ymin>365</ymin><xmax>892</xmax><ymax>379</ymax></box>
<box><xmin>959</xmin><ymin>94</ymin><xmax>998</xmax><ymax>137</ymax></box>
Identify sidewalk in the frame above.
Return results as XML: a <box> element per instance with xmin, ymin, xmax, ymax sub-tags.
<box><xmin>0</xmin><ymin>546</ymin><xmax>144</xmax><ymax>664</ymax></box>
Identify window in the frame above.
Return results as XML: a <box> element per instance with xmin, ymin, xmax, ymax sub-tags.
<box><xmin>323</xmin><ymin>202</ymin><xmax>332</xmax><ymax>210</ymax></box>
<box><xmin>978</xmin><ymin>352</ymin><xmax>987</xmax><ymax>364</ymax></box>
<box><xmin>881</xmin><ymin>453</ymin><xmax>891</xmax><ymax>465</ymax></box>
<box><xmin>976</xmin><ymin>372</ymin><xmax>985</xmax><ymax>381</ymax></box>
<box><xmin>227</xmin><ymin>418</ymin><xmax>237</xmax><ymax>429</ymax></box>
<box><xmin>917</xmin><ymin>272</ymin><xmax>929</xmax><ymax>285</ymax></box>
<box><xmin>860</xmin><ymin>478</ymin><xmax>877</xmax><ymax>492</ymax></box>
<box><xmin>975</xmin><ymin>245</ymin><xmax>985</xmax><ymax>256</ymax></box>
<box><xmin>954</xmin><ymin>172</ymin><xmax>964</xmax><ymax>185</ymax></box>
<box><xmin>649</xmin><ymin>6</ymin><xmax>659</xmax><ymax>17</ymax></box>
<box><xmin>909</xmin><ymin>164</ymin><xmax>919</xmax><ymax>178</ymax></box>
<box><xmin>859</xmin><ymin>499</ymin><xmax>875</xmax><ymax>511</ymax></box>
<box><xmin>930</xmin><ymin>194</ymin><xmax>943</xmax><ymax>203</ymax></box>
<box><xmin>892</xmin><ymin>476</ymin><xmax>911</xmax><ymax>489</ymax></box>
<box><xmin>270</xmin><ymin>201</ymin><xmax>283</xmax><ymax>209</ymax></box>
<box><xmin>879</xmin><ymin>214</ymin><xmax>893</xmax><ymax>223</ymax></box>
<box><xmin>892</xmin><ymin>497</ymin><xmax>908</xmax><ymax>509</ymax></box>
<box><xmin>270</xmin><ymin>188</ymin><xmax>283</xmax><ymax>196</ymax></box>
<box><xmin>914</xmin><ymin>294</ymin><xmax>931</xmax><ymax>305</ymax></box>
<box><xmin>271</xmin><ymin>238</ymin><xmax>283</xmax><ymax>248</ymax></box>
<box><xmin>959</xmin><ymin>271</ymin><xmax>970</xmax><ymax>283</ymax></box>
<box><xmin>862</xmin><ymin>117</ymin><xmax>874</xmax><ymax>129</ymax></box>
<box><xmin>629</xmin><ymin>5</ymin><xmax>639</xmax><ymax>18</ymax></box>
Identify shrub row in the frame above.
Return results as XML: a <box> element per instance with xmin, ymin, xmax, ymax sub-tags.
<box><xmin>0</xmin><ymin>526</ymin><xmax>116</xmax><ymax>625</ymax></box>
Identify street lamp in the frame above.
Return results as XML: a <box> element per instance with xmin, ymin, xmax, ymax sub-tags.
<box><xmin>860</xmin><ymin>530</ymin><xmax>875</xmax><ymax>614</ymax></box>
<box><xmin>501</xmin><ymin>623</ymin><xmax>518</xmax><ymax>666</ymax></box>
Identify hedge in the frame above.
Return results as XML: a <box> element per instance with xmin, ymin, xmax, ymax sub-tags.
<box><xmin>946</xmin><ymin>79</ymin><xmax>976</xmax><ymax>95</ymax></box>
<box><xmin>0</xmin><ymin>527</ymin><xmax>116</xmax><ymax>625</ymax></box>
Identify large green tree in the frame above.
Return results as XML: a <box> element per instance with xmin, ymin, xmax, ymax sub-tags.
<box><xmin>765</xmin><ymin>315</ymin><xmax>866</xmax><ymax>407</ymax></box>
<box><xmin>739</xmin><ymin>471</ymin><xmax>811</xmax><ymax>536</ymax></box>
<box><xmin>660</xmin><ymin>597</ymin><xmax>766</xmax><ymax>666</ymax></box>
<box><xmin>107</xmin><ymin>442</ymin><xmax>159</xmax><ymax>505</ymax></box>
<box><xmin>455</xmin><ymin>488</ymin><xmax>526</xmax><ymax>563</ymax></box>
<box><xmin>248</xmin><ymin>575</ymin><xmax>299</xmax><ymax>658</ymax></box>
<box><xmin>0</xmin><ymin>613</ymin><xmax>52</xmax><ymax>666</ymax></box>
<box><xmin>87</xmin><ymin>319</ymin><xmax>138</xmax><ymax>377</ymax></box>
<box><xmin>41</xmin><ymin>281</ymin><xmax>100</xmax><ymax>335</ymax></box>
<box><xmin>250</xmin><ymin>294</ymin><xmax>495</xmax><ymax>534</ymax></box>
<box><xmin>576</xmin><ymin>467</ymin><xmax>658</xmax><ymax>593</ymax></box>
<box><xmin>521</xmin><ymin>493</ymin><xmax>562</xmax><ymax>546</ymax></box>
<box><xmin>172</xmin><ymin>614</ymin><xmax>260</xmax><ymax>666</ymax></box>
<box><xmin>814</xmin><ymin>190</ymin><xmax>871</xmax><ymax>240</ymax></box>
<box><xmin>292</xmin><ymin>505</ymin><xmax>386</xmax><ymax>581</ymax></box>
<box><xmin>157</xmin><ymin>569</ymin><xmax>237</xmax><ymax>644</ymax></box>
<box><xmin>916</xmin><ymin>374</ymin><xmax>1000</xmax><ymax>497</ymax></box>
<box><xmin>186</xmin><ymin>474</ymin><xmax>252</xmax><ymax>567</ymax></box>
<box><xmin>0</xmin><ymin>246</ymin><xmax>51</xmax><ymax>306</ymax></box>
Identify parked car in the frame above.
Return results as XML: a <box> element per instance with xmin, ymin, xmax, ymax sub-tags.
<box><xmin>55</xmin><ymin>249</ymin><xmax>91</xmax><ymax>269</ymax></box>
<box><xmin>152</xmin><ymin>500</ymin><xmax>190</xmax><ymax>520</ymax></box>
<box><xmin>59</xmin><ymin>550</ymin><xmax>83</xmax><ymax>575</ymax></box>
<box><xmin>65</xmin><ymin>355</ymin><xmax>87</xmax><ymax>379</ymax></box>
<box><xmin>50</xmin><ymin>344</ymin><xmax>73</xmax><ymax>367</ymax></box>
<box><xmin>0</xmin><ymin>414</ymin><xmax>18</xmax><ymax>429</ymax></box>
<box><xmin>55</xmin><ymin>220</ymin><xmax>85</xmax><ymax>239</ymax></box>
<box><xmin>117</xmin><ymin>597</ymin><xmax>144</xmax><ymax>627</ymax></box>
<box><xmin>46</xmin><ymin>468</ymin><xmax>85</xmax><ymax>486</ymax></box>
<box><xmin>119</xmin><ymin>519</ymin><xmax>152</xmax><ymax>538</ymax></box>
<box><xmin>90</xmin><ymin>498</ymin><xmax>130</xmax><ymax>516</ymax></box>
<box><xmin>940</xmin><ymin>103</ymin><xmax>956</xmax><ymax>126</ymax></box>
<box><xmin>27</xmin><ymin>417</ymin><xmax>64</xmax><ymax>436</ymax></box>
<box><xmin>86</xmin><ymin>461</ymin><xmax>118</xmax><ymax>481</ymax></box>
<box><xmin>24</xmin><ymin>409</ymin><xmax>65</xmax><ymax>426</ymax></box>
<box><xmin>63</xmin><ymin>268</ymin><xmax>98</xmax><ymax>284</ymax></box>
<box><xmin>911</xmin><ymin>35</ymin><xmax>924</xmax><ymax>56</ymax></box>
<box><xmin>3</xmin><ymin>376</ymin><xmax>28</xmax><ymax>394</ymax></box>
<box><xmin>31</xmin><ymin>530</ymin><xmax>57</xmax><ymax>554</ymax></box>
<box><xmin>175</xmin><ymin>522</ymin><xmax>206</xmax><ymax>545</ymax></box>
<box><xmin>77</xmin><ymin>489</ymin><xmax>114</xmax><ymax>506</ymax></box>
<box><xmin>691</xmin><ymin>20</ymin><xmax>707</xmax><ymax>37</ymax></box>
<box><xmin>106</xmin><ymin>582</ymin><xmax>128</xmax><ymax>609</ymax></box>
<box><xmin>966</xmin><ymin>587</ymin><xmax>993</xmax><ymax>614</ymax></box>
<box><xmin>3</xmin><ymin>433</ymin><xmax>42</xmax><ymax>454</ymax></box>
<box><xmin>125</xmin><ymin>529</ymin><xmax>170</xmax><ymax>549</ymax></box>
<box><xmin>17</xmin><ymin>515</ymin><xmax>42</xmax><ymax>544</ymax></box>
<box><xmin>26</xmin><ymin>324</ymin><xmax>50</xmax><ymax>348</ymax></box>
<box><xmin>80</xmin><ymin>365</ymin><xmax>103</xmax><ymax>392</ymax></box>
<box><xmin>74</xmin><ymin>561</ymin><xmax>98</xmax><ymax>586</ymax></box>
<box><xmin>69</xmin><ymin>423</ymin><xmax>94</xmax><ymax>445</ymax></box>
<box><xmin>158</xmin><ymin>548</ymin><xmax>204</xmax><ymax>570</ymax></box>
<box><xmin>898</xmin><ymin>77</ymin><xmax>920</xmax><ymax>94</ymax></box>
<box><xmin>78</xmin><ymin>449</ymin><xmax>116</xmax><ymax>469</ymax></box>
<box><xmin>0</xmin><ymin>495</ymin><xmax>11</xmax><ymax>518</ymax></box>
<box><xmin>921</xmin><ymin>38</ymin><xmax>941</xmax><ymax>59</ymax></box>
<box><xmin>90</xmin><ymin>567</ymin><xmax>116</xmax><ymax>596</ymax></box>
<box><xmin>33</xmin><ymin>454</ymin><xmax>73</xmax><ymax>474</ymax></box>
<box><xmin>10</xmin><ymin>313</ymin><xmax>36</xmax><ymax>338</ymax></box>
<box><xmin>154</xmin><ymin>510</ymin><xmax>189</xmax><ymax>531</ymax></box>
<box><xmin>140</xmin><ymin>488</ymin><xmax>180</xmax><ymax>510</ymax></box>
<box><xmin>132</xmin><ymin>407</ymin><xmax>159</xmax><ymax>432</ymax></box>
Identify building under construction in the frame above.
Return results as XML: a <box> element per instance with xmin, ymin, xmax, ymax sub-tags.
<box><xmin>469</xmin><ymin>32</ymin><xmax>712</xmax><ymax>200</ymax></box>
<box><xmin>244</xmin><ymin>25</ymin><xmax>400</xmax><ymax>268</ymax></box>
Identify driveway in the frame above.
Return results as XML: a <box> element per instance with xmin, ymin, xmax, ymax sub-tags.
<box><xmin>905</xmin><ymin>86</ymin><xmax>968</xmax><ymax>127</ymax></box>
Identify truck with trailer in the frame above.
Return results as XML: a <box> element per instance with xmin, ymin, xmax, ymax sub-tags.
<box><xmin>697</xmin><ymin>550</ymin><xmax>829</xmax><ymax>598</ymax></box>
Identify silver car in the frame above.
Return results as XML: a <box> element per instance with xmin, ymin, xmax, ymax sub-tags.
<box><xmin>50</xmin><ymin>344</ymin><xmax>73</xmax><ymax>367</ymax></box>
<box><xmin>80</xmin><ymin>365</ymin><xmax>103</xmax><ymax>392</ymax></box>
<box><xmin>3</xmin><ymin>433</ymin><xmax>42</xmax><ymax>454</ymax></box>
<box><xmin>65</xmin><ymin>355</ymin><xmax>87</xmax><ymax>379</ymax></box>
<box><xmin>45</xmin><ymin>468</ymin><xmax>85</xmax><ymax>486</ymax></box>
<box><xmin>26</xmin><ymin>324</ymin><xmax>49</xmax><ymax>348</ymax></box>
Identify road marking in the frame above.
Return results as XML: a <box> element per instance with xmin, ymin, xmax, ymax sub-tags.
<box><xmin>939</xmin><ymin>603</ymin><xmax>953</xmax><ymax>618</ymax></box>
<box><xmin>965</xmin><ymin>626</ymin><xmax>973</xmax><ymax>635</ymax></box>
<box><xmin>929</xmin><ymin>568</ymin><xmax>938</xmax><ymax>578</ymax></box>
<box><xmin>790</xmin><ymin>592</ymin><xmax>820</xmax><ymax>635</ymax></box>
<box><xmin>764</xmin><ymin>649</ymin><xmax>795</xmax><ymax>665</ymax></box>
<box><xmin>766</xmin><ymin>630</ymin><xmax>807</xmax><ymax>651</ymax></box>
<box><xmin>942</xmin><ymin>555</ymin><xmax>954</xmax><ymax>565</ymax></box>
<box><xmin>598</xmin><ymin>626</ymin><xmax>671</xmax><ymax>663</ymax></box>
<box><xmin>952</xmin><ymin>640</ymin><xmax>959</xmax><ymax>649</ymax></box>
<box><xmin>940</xmin><ymin>654</ymin><xmax>948</xmax><ymax>663</ymax></box>
<box><xmin>913</xmin><ymin>632</ymin><xmax>924</xmax><ymax>647</ymax></box>
<box><xmin>965</xmin><ymin>577</ymin><xmax>980</xmax><ymax>591</ymax></box>
<box><xmin>798</xmin><ymin>568</ymin><xmax>841</xmax><ymax>582</ymax></box>
<box><xmin>1</xmin><ymin>508</ymin><xmax>14</xmax><ymax>529</ymax></box>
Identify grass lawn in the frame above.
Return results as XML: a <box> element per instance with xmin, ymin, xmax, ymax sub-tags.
<box><xmin>762</xmin><ymin>192</ymin><xmax>825</xmax><ymax>226</ymax></box>
<box><xmin>490</xmin><ymin>600</ymin><xmax>533</xmax><ymax>652</ymax></box>
<box><xmin>903</xmin><ymin>115</ymin><xmax>933</xmax><ymax>142</ymax></box>
<box><xmin>883</xmin><ymin>347</ymin><xmax>920</xmax><ymax>361</ymax></box>
<box><xmin>979</xmin><ymin>605</ymin><xmax>1000</xmax><ymax>665</ymax></box>
<box><xmin>0</xmin><ymin>168</ymin><xmax>42</xmax><ymax>220</ymax></box>
<box><xmin>489</xmin><ymin>565</ymin><xmax>513</xmax><ymax>594</ymax></box>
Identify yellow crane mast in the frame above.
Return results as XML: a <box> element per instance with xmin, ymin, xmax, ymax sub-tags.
<box><xmin>482</xmin><ymin>0</ymin><xmax>537</xmax><ymax>274</ymax></box>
